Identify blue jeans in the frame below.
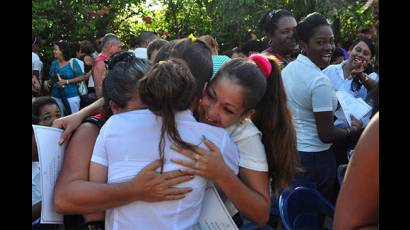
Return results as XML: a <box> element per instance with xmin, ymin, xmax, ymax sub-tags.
<box><xmin>293</xmin><ymin>149</ymin><xmax>337</xmax><ymax>203</ymax></box>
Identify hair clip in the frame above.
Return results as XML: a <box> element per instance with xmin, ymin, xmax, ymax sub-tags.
<box><xmin>188</xmin><ymin>33</ymin><xmax>197</xmax><ymax>42</ymax></box>
<box><xmin>159</xmin><ymin>60</ymin><xmax>166</xmax><ymax>64</ymax></box>
<box><xmin>268</xmin><ymin>9</ymin><xmax>277</xmax><ymax>19</ymax></box>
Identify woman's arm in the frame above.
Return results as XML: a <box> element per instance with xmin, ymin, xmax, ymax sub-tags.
<box><xmin>52</xmin><ymin>98</ymin><xmax>104</xmax><ymax>144</ymax></box>
<box><xmin>54</xmin><ymin>123</ymin><xmax>194</xmax><ymax>214</ymax></box>
<box><xmin>172</xmin><ymin>138</ymin><xmax>270</xmax><ymax>225</ymax></box>
<box><xmin>314</xmin><ymin>111</ymin><xmax>362</xmax><ymax>144</ymax></box>
<box><xmin>334</xmin><ymin>113</ymin><xmax>379</xmax><ymax>229</ymax></box>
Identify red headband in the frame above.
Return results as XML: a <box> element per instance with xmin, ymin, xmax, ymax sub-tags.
<box><xmin>249</xmin><ymin>54</ymin><xmax>272</xmax><ymax>79</ymax></box>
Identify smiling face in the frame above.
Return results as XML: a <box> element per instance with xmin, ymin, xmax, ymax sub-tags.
<box><xmin>348</xmin><ymin>41</ymin><xmax>372</xmax><ymax>71</ymax></box>
<box><xmin>301</xmin><ymin>25</ymin><xmax>335</xmax><ymax>69</ymax></box>
<box><xmin>53</xmin><ymin>44</ymin><xmax>63</xmax><ymax>60</ymax></box>
<box><xmin>198</xmin><ymin>77</ymin><xmax>250</xmax><ymax>128</ymax></box>
<box><xmin>270</xmin><ymin>16</ymin><xmax>298</xmax><ymax>55</ymax></box>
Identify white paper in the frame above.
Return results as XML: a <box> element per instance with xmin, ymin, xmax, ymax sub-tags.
<box><xmin>335</xmin><ymin>91</ymin><xmax>372</xmax><ymax>126</ymax></box>
<box><xmin>32</xmin><ymin>125</ymin><xmax>65</xmax><ymax>224</ymax></box>
<box><xmin>193</xmin><ymin>183</ymin><xmax>239</xmax><ymax>230</ymax></box>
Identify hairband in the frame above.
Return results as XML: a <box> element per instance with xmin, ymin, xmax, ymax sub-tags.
<box><xmin>249</xmin><ymin>54</ymin><xmax>272</xmax><ymax>79</ymax></box>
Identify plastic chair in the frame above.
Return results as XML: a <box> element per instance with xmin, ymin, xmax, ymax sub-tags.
<box><xmin>278</xmin><ymin>186</ymin><xmax>335</xmax><ymax>230</ymax></box>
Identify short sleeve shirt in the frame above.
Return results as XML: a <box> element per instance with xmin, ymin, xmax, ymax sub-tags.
<box><xmin>282</xmin><ymin>54</ymin><xmax>338</xmax><ymax>152</ymax></box>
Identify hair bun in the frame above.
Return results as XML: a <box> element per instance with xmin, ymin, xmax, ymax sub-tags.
<box><xmin>249</xmin><ymin>54</ymin><xmax>271</xmax><ymax>79</ymax></box>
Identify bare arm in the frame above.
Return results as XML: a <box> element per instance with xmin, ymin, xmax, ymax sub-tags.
<box><xmin>334</xmin><ymin>113</ymin><xmax>379</xmax><ymax>230</ymax></box>
<box><xmin>93</xmin><ymin>61</ymin><xmax>105</xmax><ymax>98</ymax></box>
<box><xmin>54</xmin><ymin>123</ymin><xmax>194</xmax><ymax>214</ymax></box>
<box><xmin>314</xmin><ymin>111</ymin><xmax>361</xmax><ymax>144</ymax></box>
<box><xmin>52</xmin><ymin>98</ymin><xmax>104</xmax><ymax>144</ymax></box>
<box><xmin>172</xmin><ymin>138</ymin><xmax>270</xmax><ymax>225</ymax></box>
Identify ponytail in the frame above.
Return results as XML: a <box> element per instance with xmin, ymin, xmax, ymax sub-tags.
<box><xmin>139</xmin><ymin>58</ymin><xmax>197</xmax><ymax>173</ymax></box>
<box><xmin>250</xmin><ymin>54</ymin><xmax>300</xmax><ymax>195</ymax></box>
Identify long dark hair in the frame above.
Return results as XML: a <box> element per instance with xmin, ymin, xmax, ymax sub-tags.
<box><xmin>252</xmin><ymin>56</ymin><xmax>300</xmax><ymax>195</ymax></box>
<box><xmin>212</xmin><ymin>56</ymin><xmax>300</xmax><ymax>195</ymax></box>
<box><xmin>102</xmin><ymin>51</ymin><xmax>152</xmax><ymax>117</ymax></box>
<box><xmin>139</xmin><ymin>58</ymin><xmax>197</xmax><ymax>173</ymax></box>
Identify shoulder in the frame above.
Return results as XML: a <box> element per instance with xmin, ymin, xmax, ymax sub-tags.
<box><xmin>227</xmin><ymin>119</ymin><xmax>261</xmax><ymax>142</ymax></box>
<box><xmin>32</xmin><ymin>52</ymin><xmax>40</xmax><ymax>60</ymax></box>
<box><xmin>322</xmin><ymin>63</ymin><xmax>340</xmax><ymax>74</ymax></box>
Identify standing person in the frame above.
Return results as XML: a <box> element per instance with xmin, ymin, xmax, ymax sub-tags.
<box><xmin>89</xmin><ymin>58</ymin><xmax>239</xmax><ymax>229</ymax></box>
<box><xmin>133</xmin><ymin>31</ymin><xmax>157</xmax><ymax>59</ymax></box>
<box><xmin>259</xmin><ymin>9</ymin><xmax>299</xmax><ymax>68</ymax></box>
<box><xmin>79</xmin><ymin>40</ymin><xmax>97</xmax><ymax>106</ymax></box>
<box><xmin>92</xmin><ymin>33</ymin><xmax>122</xmax><ymax>98</ymax></box>
<box><xmin>47</xmin><ymin>40</ymin><xmax>85</xmax><ymax>115</ymax></box>
<box><xmin>54</xmin><ymin>52</ymin><xmax>200</xmax><ymax>230</ymax></box>
<box><xmin>32</xmin><ymin>36</ymin><xmax>43</xmax><ymax>97</ymax></box>
<box><xmin>172</xmin><ymin>54</ymin><xmax>299</xmax><ymax>228</ymax></box>
<box><xmin>52</xmin><ymin>38</ymin><xmax>219</xmax><ymax>227</ymax></box>
<box><xmin>281</xmin><ymin>12</ymin><xmax>362</xmax><ymax>202</ymax></box>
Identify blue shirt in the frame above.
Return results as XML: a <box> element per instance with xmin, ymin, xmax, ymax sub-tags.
<box><xmin>49</xmin><ymin>59</ymin><xmax>83</xmax><ymax>98</ymax></box>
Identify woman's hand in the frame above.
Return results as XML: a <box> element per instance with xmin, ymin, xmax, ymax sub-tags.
<box><xmin>57</xmin><ymin>79</ymin><xmax>67</xmax><ymax>88</ymax></box>
<box><xmin>130</xmin><ymin>160</ymin><xmax>195</xmax><ymax>202</ymax></box>
<box><xmin>350</xmin><ymin>115</ymin><xmax>362</xmax><ymax>130</ymax></box>
<box><xmin>171</xmin><ymin>137</ymin><xmax>230</xmax><ymax>183</ymax></box>
<box><xmin>52</xmin><ymin>112</ymin><xmax>86</xmax><ymax>144</ymax></box>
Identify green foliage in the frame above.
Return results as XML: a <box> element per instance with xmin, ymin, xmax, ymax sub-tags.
<box><xmin>33</xmin><ymin>0</ymin><xmax>375</xmax><ymax>71</ymax></box>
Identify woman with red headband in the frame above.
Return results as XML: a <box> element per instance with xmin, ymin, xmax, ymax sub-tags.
<box><xmin>172</xmin><ymin>54</ymin><xmax>299</xmax><ymax>227</ymax></box>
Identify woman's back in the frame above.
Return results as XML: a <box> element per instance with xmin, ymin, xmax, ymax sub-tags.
<box><xmin>92</xmin><ymin>110</ymin><xmax>239</xmax><ymax>229</ymax></box>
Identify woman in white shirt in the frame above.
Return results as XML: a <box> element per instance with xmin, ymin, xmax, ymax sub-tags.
<box><xmin>322</xmin><ymin>37</ymin><xmax>378</xmax><ymax>169</ymax></box>
<box><xmin>173</xmin><ymin>54</ymin><xmax>299</xmax><ymax>227</ymax></box>
<box><xmin>281</xmin><ymin>12</ymin><xmax>362</xmax><ymax>202</ymax></box>
<box><xmin>89</xmin><ymin>58</ymin><xmax>239</xmax><ymax>230</ymax></box>
<box><xmin>323</xmin><ymin>36</ymin><xmax>377</xmax><ymax>126</ymax></box>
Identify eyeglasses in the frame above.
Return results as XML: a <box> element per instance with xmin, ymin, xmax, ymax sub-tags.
<box><xmin>105</xmin><ymin>51</ymin><xmax>136</xmax><ymax>70</ymax></box>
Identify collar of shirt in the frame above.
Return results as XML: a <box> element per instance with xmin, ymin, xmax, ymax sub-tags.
<box><xmin>296</xmin><ymin>54</ymin><xmax>322</xmax><ymax>71</ymax></box>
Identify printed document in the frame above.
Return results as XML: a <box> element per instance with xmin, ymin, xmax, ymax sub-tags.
<box><xmin>194</xmin><ymin>183</ymin><xmax>239</xmax><ymax>230</ymax></box>
<box><xmin>32</xmin><ymin>125</ymin><xmax>65</xmax><ymax>224</ymax></box>
<box><xmin>335</xmin><ymin>91</ymin><xmax>372</xmax><ymax>126</ymax></box>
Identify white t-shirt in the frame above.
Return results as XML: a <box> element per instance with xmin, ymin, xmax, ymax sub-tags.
<box><xmin>132</xmin><ymin>48</ymin><xmax>148</xmax><ymax>59</ymax></box>
<box><xmin>32</xmin><ymin>161</ymin><xmax>41</xmax><ymax>205</ymax></box>
<box><xmin>226</xmin><ymin>119</ymin><xmax>268</xmax><ymax>172</ymax></box>
<box><xmin>282</xmin><ymin>54</ymin><xmax>338</xmax><ymax>152</ymax></box>
<box><xmin>91</xmin><ymin>109</ymin><xmax>239</xmax><ymax>230</ymax></box>
<box><xmin>222</xmin><ymin>119</ymin><xmax>268</xmax><ymax>216</ymax></box>
<box><xmin>322</xmin><ymin>61</ymin><xmax>378</xmax><ymax>128</ymax></box>
<box><xmin>32</xmin><ymin>52</ymin><xmax>43</xmax><ymax>80</ymax></box>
